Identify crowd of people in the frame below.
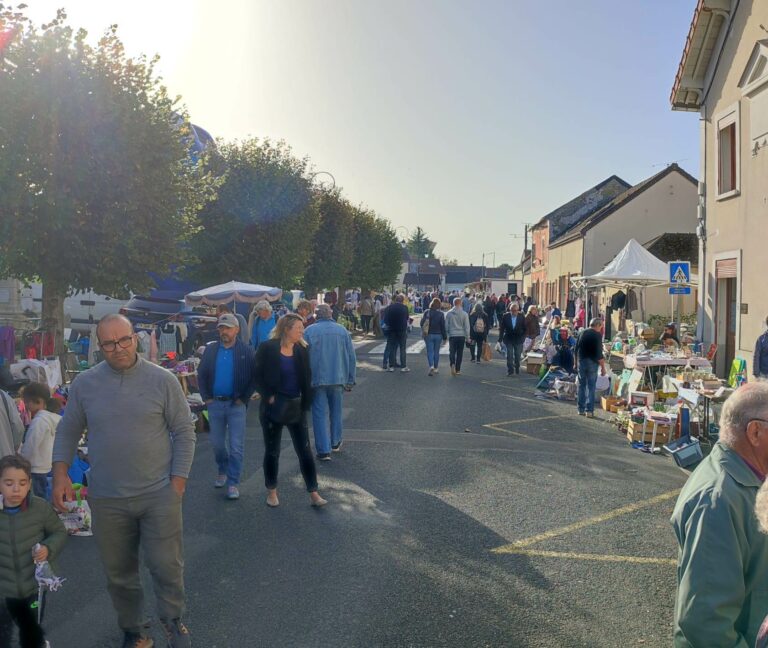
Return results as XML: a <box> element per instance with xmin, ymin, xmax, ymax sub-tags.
<box><xmin>6</xmin><ymin>283</ymin><xmax>767</xmax><ymax>646</ymax></box>
<box><xmin>0</xmin><ymin>299</ymin><xmax>357</xmax><ymax>647</ymax></box>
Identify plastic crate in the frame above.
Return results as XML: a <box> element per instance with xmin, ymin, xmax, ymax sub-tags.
<box><xmin>663</xmin><ymin>435</ymin><xmax>703</xmax><ymax>469</ymax></box>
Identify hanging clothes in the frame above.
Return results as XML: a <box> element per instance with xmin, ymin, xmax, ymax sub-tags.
<box><xmin>610</xmin><ymin>291</ymin><xmax>626</xmax><ymax>310</ymax></box>
<box><xmin>136</xmin><ymin>331</ymin><xmax>152</xmax><ymax>361</ymax></box>
<box><xmin>0</xmin><ymin>326</ymin><xmax>15</xmax><ymax>363</ymax></box>
<box><xmin>627</xmin><ymin>289</ymin><xmax>639</xmax><ymax>314</ymax></box>
<box><xmin>158</xmin><ymin>324</ymin><xmax>179</xmax><ymax>356</ymax></box>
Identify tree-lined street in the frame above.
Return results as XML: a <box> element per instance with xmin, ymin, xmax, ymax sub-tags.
<box><xmin>45</xmin><ymin>330</ymin><xmax>685</xmax><ymax>647</ymax></box>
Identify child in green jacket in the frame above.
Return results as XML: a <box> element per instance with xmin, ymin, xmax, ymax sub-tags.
<box><xmin>0</xmin><ymin>454</ymin><xmax>66</xmax><ymax>648</ymax></box>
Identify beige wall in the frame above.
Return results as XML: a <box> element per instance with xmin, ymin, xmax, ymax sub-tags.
<box><xmin>582</xmin><ymin>171</ymin><xmax>698</xmax><ymax>276</ymax></box>
<box><xmin>700</xmin><ymin>0</ymin><xmax>768</xmax><ymax>376</ymax></box>
<box><xmin>547</xmin><ymin>237</ymin><xmax>584</xmax><ymax>307</ymax></box>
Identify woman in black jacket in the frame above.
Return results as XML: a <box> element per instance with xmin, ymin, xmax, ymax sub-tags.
<box><xmin>255</xmin><ymin>313</ymin><xmax>327</xmax><ymax>508</ymax></box>
<box><xmin>422</xmin><ymin>297</ymin><xmax>447</xmax><ymax>375</ymax></box>
<box><xmin>469</xmin><ymin>303</ymin><xmax>490</xmax><ymax>363</ymax></box>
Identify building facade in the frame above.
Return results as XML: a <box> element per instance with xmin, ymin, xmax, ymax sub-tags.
<box><xmin>671</xmin><ymin>0</ymin><xmax>768</xmax><ymax>376</ymax></box>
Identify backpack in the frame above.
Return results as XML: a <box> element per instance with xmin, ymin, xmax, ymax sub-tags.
<box><xmin>473</xmin><ymin>316</ymin><xmax>486</xmax><ymax>334</ymax></box>
<box><xmin>421</xmin><ymin>311</ymin><xmax>431</xmax><ymax>335</ymax></box>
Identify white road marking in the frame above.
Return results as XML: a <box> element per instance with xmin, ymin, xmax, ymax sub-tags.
<box><xmin>366</xmin><ymin>340</ymin><xmax>448</xmax><ymax>355</ymax></box>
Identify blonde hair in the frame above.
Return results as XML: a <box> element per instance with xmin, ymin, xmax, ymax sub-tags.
<box><xmin>271</xmin><ymin>313</ymin><xmax>307</xmax><ymax>347</ymax></box>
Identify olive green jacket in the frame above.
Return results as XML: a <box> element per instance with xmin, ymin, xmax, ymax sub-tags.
<box><xmin>0</xmin><ymin>494</ymin><xmax>67</xmax><ymax>599</ymax></box>
<box><xmin>671</xmin><ymin>442</ymin><xmax>768</xmax><ymax>647</ymax></box>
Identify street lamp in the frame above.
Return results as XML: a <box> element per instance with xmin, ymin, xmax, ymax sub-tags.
<box><xmin>309</xmin><ymin>171</ymin><xmax>336</xmax><ymax>191</ymax></box>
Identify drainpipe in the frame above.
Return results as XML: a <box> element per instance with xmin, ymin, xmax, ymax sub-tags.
<box><xmin>697</xmin><ymin>106</ymin><xmax>707</xmax><ymax>343</ymax></box>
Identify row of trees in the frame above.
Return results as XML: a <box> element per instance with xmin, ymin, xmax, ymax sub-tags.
<box><xmin>0</xmin><ymin>7</ymin><xmax>402</xmax><ymax>351</ymax></box>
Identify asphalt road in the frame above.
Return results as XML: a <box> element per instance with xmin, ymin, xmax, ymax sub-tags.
<box><xmin>41</xmin><ymin>327</ymin><xmax>687</xmax><ymax>648</ymax></box>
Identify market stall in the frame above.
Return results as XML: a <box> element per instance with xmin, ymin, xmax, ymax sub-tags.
<box><xmin>570</xmin><ymin>238</ymin><xmax>697</xmax><ymax>336</ymax></box>
<box><xmin>184</xmin><ymin>280</ymin><xmax>282</xmax><ymax>307</ymax></box>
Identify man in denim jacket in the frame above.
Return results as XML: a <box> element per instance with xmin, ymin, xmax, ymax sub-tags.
<box><xmin>303</xmin><ymin>304</ymin><xmax>356</xmax><ymax>461</ymax></box>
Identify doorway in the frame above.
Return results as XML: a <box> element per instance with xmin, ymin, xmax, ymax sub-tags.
<box><xmin>715</xmin><ymin>275</ymin><xmax>737</xmax><ymax>377</ymax></box>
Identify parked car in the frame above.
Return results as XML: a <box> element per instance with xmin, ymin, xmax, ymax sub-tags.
<box><xmin>120</xmin><ymin>294</ymin><xmax>219</xmax><ymax>349</ymax></box>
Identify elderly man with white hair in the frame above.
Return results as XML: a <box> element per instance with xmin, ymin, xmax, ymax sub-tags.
<box><xmin>671</xmin><ymin>381</ymin><xmax>768</xmax><ymax>647</ymax></box>
<box><xmin>250</xmin><ymin>300</ymin><xmax>277</xmax><ymax>349</ymax></box>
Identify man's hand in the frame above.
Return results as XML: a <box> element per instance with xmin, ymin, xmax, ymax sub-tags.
<box><xmin>170</xmin><ymin>475</ymin><xmax>186</xmax><ymax>497</ymax></box>
<box><xmin>51</xmin><ymin>463</ymin><xmax>75</xmax><ymax>514</ymax></box>
<box><xmin>33</xmin><ymin>544</ymin><xmax>49</xmax><ymax>563</ymax></box>
<box><xmin>268</xmin><ymin>396</ymin><xmax>275</xmax><ymax>405</ymax></box>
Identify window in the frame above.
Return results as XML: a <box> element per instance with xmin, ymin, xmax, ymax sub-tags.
<box><xmin>714</xmin><ymin>102</ymin><xmax>740</xmax><ymax>199</ymax></box>
<box><xmin>718</xmin><ymin>123</ymin><xmax>736</xmax><ymax>194</ymax></box>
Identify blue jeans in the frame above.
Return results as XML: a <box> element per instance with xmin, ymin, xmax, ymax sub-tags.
<box><xmin>387</xmin><ymin>331</ymin><xmax>408</xmax><ymax>368</ymax></box>
<box><xmin>32</xmin><ymin>473</ymin><xmax>50</xmax><ymax>500</ymax></box>
<box><xmin>426</xmin><ymin>334</ymin><xmax>443</xmax><ymax>368</ymax></box>
<box><xmin>207</xmin><ymin>400</ymin><xmax>247</xmax><ymax>485</ymax></box>
<box><xmin>312</xmin><ymin>385</ymin><xmax>344</xmax><ymax>455</ymax></box>
<box><xmin>577</xmin><ymin>358</ymin><xmax>599</xmax><ymax>413</ymax></box>
<box><xmin>505</xmin><ymin>342</ymin><xmax>523</xmax><ymax>374</ymax></box>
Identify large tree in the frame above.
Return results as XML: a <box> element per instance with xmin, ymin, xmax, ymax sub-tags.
<box><xmin>406</xmin><ymin>226</ymin><xmax>436</xmax><ymax>259</ymax></box>
<box><xmin>303</xmin><ymin>189</ymin><xmax>354</xmax><ymax>295</ymax></box>
<box><xmin>348</xmin><ymin>207</ymin><xmax>402</xmax><ymax>292</ymax></box>
<box><xmin>0</xmin><ymin>8</ymin><xmax>216</xmax><ymax>351</ymax></box>
<box><xmin>190</xmin><ymin>138</ymin><xmax>319</xmax><ymax>289</ymax></box>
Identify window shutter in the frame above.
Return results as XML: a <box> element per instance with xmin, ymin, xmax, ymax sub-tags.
<box><xmin>716</xmin><ymin>258</ymin><xmax>737</xmax><ymax>278</ymax></box>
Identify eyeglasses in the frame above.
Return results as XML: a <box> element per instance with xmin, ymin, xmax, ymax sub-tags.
<box><xmin>99</xmin><ymin>335</ymin><xmax>134</xmax><ymax>352</ymax></box>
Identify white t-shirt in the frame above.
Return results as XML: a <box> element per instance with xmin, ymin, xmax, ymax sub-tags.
<box><xmin>20</xmin><ymin>410</ymin><xmax>61</xmax><ymax>474</ymax></box>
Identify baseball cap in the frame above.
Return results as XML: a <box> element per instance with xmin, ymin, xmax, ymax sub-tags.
<box><xmin>217</xmin><ymin>313</ymin><xmax>239</xmax><ymax>328</ymax></box>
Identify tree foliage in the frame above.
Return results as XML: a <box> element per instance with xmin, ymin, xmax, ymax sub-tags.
<box><xmin>189</xmin><ymin>138</ymin><xmax>319</xmax><ymax>289</ymax></box>
<box><xmin>0</xmin><ymin>7</ymin><xmax>216</xmax><ymax>349</ymax></box>
<box><xmin>407</xmin><ymin>226</ymin><xmax>436</xmax><ymax>259</ymax></box>
<box><xmin>348</xmin><ymin>206</ymin><xmax>402</xmax><ymax>292</ymax></box>
<box><xmin>303</xmin><ymin>189</ymin><xmax>354</xmax><ymax>293</ymax></box>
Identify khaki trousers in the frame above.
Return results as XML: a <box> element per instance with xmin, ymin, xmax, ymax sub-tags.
<box><xmin>90</xmin><ymin>484</ymin><xmax>185</xmax><ymax>634</ymax></box>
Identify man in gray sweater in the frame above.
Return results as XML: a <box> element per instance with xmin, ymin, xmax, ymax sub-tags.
<box><xmin>445</xmin><ymin>297</ymin><xmax>471</xmax><ymax>376</ymax></box>
<box><xmin>52</xmin><ymin>314</ymin><xmax>196</xmax><ymax>648</ymax></box>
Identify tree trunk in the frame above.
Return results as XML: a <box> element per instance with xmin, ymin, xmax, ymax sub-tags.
<box><xmin>41</xmin><ymin>283</ymin><xmax>66</xmax><ymax>356</ymax></box>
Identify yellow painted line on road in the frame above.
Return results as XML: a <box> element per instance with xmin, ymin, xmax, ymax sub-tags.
<box><xmin>495</xmin><ymin>548</ymin><xmax>676</xmax><ymax>566</ymax></box>
<box><xmin>482</xmin><ymin>424</ymin><xmax>535</xmax><ymax>440</ymax></box>
<box><xmin>491</xmin><ymin>488</ymin><xmax>681</xmax><ymax>552</ymax></box>
<box><xmin>485</xmin><ymin>414</ymin><xmax>571</xmax><ymax>427</ymax></box>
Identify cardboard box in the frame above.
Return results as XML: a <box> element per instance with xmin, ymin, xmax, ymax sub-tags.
<box><xmin>626</xmin><ymin>419</ymin><xmax>672</xmax><ymax>443</ymax></box>
<box><xmin>526</xmin><ymin>353</ymin><xmax>544</xmax><ymax>375</ymax></box>
<box><xmin>629</xmin><ymin>391</ymin><xmax>655</xmax><ymax>407</ymax></box>
<box><xmin>601</xmin><ymin>396</ymin><xmax>620</xmax><ymax>411</ymax></box>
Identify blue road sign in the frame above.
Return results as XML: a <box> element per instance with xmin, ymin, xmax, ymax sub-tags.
<box><xmin>669</xmin><ymin>261</ymin><xmax>691</xmax><ymax>295</ymax></box>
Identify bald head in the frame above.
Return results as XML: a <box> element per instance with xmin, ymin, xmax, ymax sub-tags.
<box><xmin>719</xmin><ymin>382</ymin><xmax>768</xmax><ymax>448</ymax></box>
<box><xmin>96</xmin><ymin>313</ymin><xmax>133</xmax><ymax>339</ymax></box>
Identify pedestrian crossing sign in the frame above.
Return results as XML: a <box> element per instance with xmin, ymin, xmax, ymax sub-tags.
<box><xmin>669</xmin><ymin>261</ymin><xmax>691</xmax><ymax>295</ymax></box>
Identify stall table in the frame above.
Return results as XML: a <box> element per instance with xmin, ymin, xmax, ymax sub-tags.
<box><xmin>622</xmin><ymin>355</ymin><xmax>711</xmax><ymax>390</ymax></box>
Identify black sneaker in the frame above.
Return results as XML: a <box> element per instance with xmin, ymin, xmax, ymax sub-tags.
<box><xmin>331</xmin><ymin>441</ymin><xmax>343</xmax><ymax>453</ymax></box>
<box><xmin>123</xmin><ymin>632</ymin><xmax>154</xmax><ymax>648</ymax></box>
<box><xmin>316</xmin><ymin>453</ymin><xmax>332</xmax><ymax>461</ymax></box>
<box><xmin>160</xmin><ymin>618</ymin><xmax>191</xmax><ymax>648</ymax></box>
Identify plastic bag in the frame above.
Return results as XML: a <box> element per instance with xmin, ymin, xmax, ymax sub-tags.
<box><xmin>58</xmin><ymin>491</ymin><xmax>92</xmax><ymax>537</ymax></box>
<box><xmin>495</xmin><ymin>341</ymin><xmax>507</xmax><ymax>357</ymax></box>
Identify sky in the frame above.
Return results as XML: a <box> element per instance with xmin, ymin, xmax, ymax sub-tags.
<box><xmin>24</xmin><ymin>0</ymin><xmax>701</xmax><ymax>266</ymax></box>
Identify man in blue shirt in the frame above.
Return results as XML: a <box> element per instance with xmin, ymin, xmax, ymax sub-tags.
<box><xmin>198</xmin><ymin>314</ymin><xmax>257</xmax><ymax>500</ymax></box>
<box><xmin>304</xmin><ymin>304</ymin><xmax>356</xmax><ymax>460</ymax></box>
<box><xmin>250</xmin><ymin>300</ymin><xmax>277</xmax><ymax>348</ymax></box>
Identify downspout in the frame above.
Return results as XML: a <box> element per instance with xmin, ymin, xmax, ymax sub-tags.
<box><xmin>697</xmin><ymin>106</ymin><xmax>707</xmax><ymax>343</ymax></box>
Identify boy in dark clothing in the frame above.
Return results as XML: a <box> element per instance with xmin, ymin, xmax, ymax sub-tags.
<box><xmin>0</xmin><ymin>454</ymin><xmax>66</xmax><ymax>648</ymax></box>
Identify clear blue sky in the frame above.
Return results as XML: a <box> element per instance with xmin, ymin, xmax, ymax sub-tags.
<box><xmin>28</xmin><ymin>0</ymin><xmax>700</xmax><ymax>265</ymax></box>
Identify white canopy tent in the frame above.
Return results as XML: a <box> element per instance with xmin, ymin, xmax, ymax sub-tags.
<box><xmin>571</xmin><ymin>238</ymin><xmax>697</xmax><ymax>324</ymax></box>
<box><xmin>184</xmin><ymin>281</ymin><xmax>283</xmax><ymax>307</ymax></box>
<box><xmin>573</xmin><ymin>239</ymin><xmax>669</xmax><ymax>288</ymax></box>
